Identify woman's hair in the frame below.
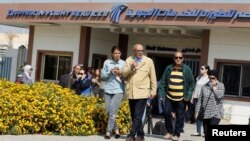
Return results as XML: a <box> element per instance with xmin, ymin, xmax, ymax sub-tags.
<box><xmin>93</xmin><ymin>68</ymin><xmax>100</xmax><ymax>77</ymax></box>
<box><xmin>201</xmin><ymin>64</ymin><xmax>210</xmax><ymax>71</ymax></box>
<box><xmin>111</xmin><ymin>46</ymin><xmax>121</xmax><ymax>54</ymax></box>
<box><xmin>81</xmin><ymin>67</ymin><xmax>89</xmax><ymax>78</ymax></box>
<box><xmin>208</xmin><ymin>69</ymin><xmax>219</xmax><ymax>78</ymax></box>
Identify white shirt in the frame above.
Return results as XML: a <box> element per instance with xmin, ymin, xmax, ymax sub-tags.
<box><xmin>192</xmin><ymin>75</ymin><xmax>209</xmax><ymax>99</ymax></box>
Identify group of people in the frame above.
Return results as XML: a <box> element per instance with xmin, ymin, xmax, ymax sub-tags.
<box><xmin>99</xmin><ymin>43</ymin><xmax>224</xmax><ymax>141</ymax></box>
<box><xmin>59</xmin><ymin>65</ymin><xmax>103</xmax><ymax>97</ymax></box>
<box><xmin>17</xmin><ymin>43</ymin><xmax>225</xmax><ymax>141</ymax></box>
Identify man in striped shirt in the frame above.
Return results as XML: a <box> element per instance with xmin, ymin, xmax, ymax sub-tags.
<box><xmin>158</xmin><ymin>51</ymin><xmax>195</xmax><ymax>141</ymax></box>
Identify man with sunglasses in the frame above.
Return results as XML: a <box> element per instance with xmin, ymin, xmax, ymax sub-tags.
<box><xmin>158</xmin><ymin>51</ymin><xmax>195</xmax><ymax>141</ymax></box>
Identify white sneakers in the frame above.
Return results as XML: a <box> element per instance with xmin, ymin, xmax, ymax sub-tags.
<box><xmin>163</xmin><ymin>133</ymin><xmax>172</xmax><ymax>139</ymax></box>
<box><xmin>163</xmin><ymin>133</ymin><xmax>179</xmax><ymax>141</ymax></box>
<box><xmin>171</xmin><ymin>135</ymin><xmax>179</xmax><ymax>141</ymax></box>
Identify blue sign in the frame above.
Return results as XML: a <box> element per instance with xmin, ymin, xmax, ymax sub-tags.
<box><xmin>110</xmin><ymin>4</ymin><xmax>127</xmax><ymax>23</ymax></box>
<box><xmin>6</xmin><ymin>4</ymin><xmax>250</xmax><ymax>23</ymax></box>
<box><xmin>125</xmin><ymin>8</ymin><xmax>250</xmax><ymax>20</ymax></box>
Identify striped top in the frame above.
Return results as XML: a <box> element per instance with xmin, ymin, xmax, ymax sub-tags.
<box><xmin>167</xmin><ymin>68</ymin><xmax>184</xmax><ymax>101</ymax></box>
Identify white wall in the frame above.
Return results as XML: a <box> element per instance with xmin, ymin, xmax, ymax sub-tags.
<box><xmin>128</xmin><ymin>34</ymin><xmax>201</xmax><ymax>56</ymax></box>
<box><xmin>31</xmin><ymin>25</ymin><xmax>81</xmax><ymax>80</ymax></box>
<box><xmin>208</xmin><ymin>29</ymin><xmax>250</xmax><ymax>124</ymax></box>
<box><xmin>88</xmin><ymin>28</ymin><xmax>119</xmax><ymax>66</ymax></box>
<box><xmin>208</xmin><ymin>29</ymin><xmax>250</xmax><ymax>69</ymax></box>
<box><xmin>224</xmin><ymin>101</ymin><xmax>250</xmax><ymax>124</ymax></box>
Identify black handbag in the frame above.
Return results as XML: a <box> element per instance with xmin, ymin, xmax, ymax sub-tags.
<box><xmin>197</xmin><ymin>90</ymin><xmax>213</xmax><ymax>120</ymax></box>
<box><xmin>197</xmin><ymin>107</ymin><xmax>205</xmax><ymax>120</ymax></box>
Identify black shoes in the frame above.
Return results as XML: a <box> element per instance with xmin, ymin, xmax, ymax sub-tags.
<box><xmin>104</xmin><ymin>130</ymin><xmax>120</xmax><ymax>139</ymax></box>
<box><xmin>115</xmin><ymin>134</ymin><xmax>120</xmax><ymax>139</ymax></box>
<box><xmin>114</xmin><ymin>129</ymin><xmax>120</xmax><ymax>139</ymax></box>
<box><xmin>135</xmin><ymin>136</ymin><xmax>145</xmax><ymax>141</ymax></box>
<box><xmin>126</xmin><ymin>136</ymin><xmax>135</xmax><ymax>141</ymax></box>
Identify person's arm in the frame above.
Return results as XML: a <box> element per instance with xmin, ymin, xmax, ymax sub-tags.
<box><xmin>157</xmin><ymin>66</ymin><xmax>169</xmax><ymax>98</ymax></box>
<box><xmin>185</xmin><ymin>67</ymin><xmax>195</xmax><ymax>101</ymax></box>
<box><xmin>79</xmin><ymin>79</ymin><xmax>91</xmax><ymax>90</ymax></box>
<box><xmin>149</xmin><ymin>59</ymin><xmax>157</xmax><ymax>98</ymax></box>
<box><xmin>195</xmin><ymin>87</ymin><xmax>203</xmax><ymax>118</ymax></box>
<box><xmin>213</xmin><ymin>82</ymin><xmax>225</xmax><ymax>100</ymax></box>
<box><xmin>122</xmin><ymin>58</ymin><xmax>134</xmax><ymax>78</ymax></box>
<box><xmin>101</xmin><ymin>60</ymin><xmax>111</xmax><ymax>80</ymax></box>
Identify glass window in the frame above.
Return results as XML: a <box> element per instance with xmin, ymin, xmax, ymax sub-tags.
<box><xmin>221</xmin><ymin>64</ymin><xmax>241</xmax><ymax>96</ymax></box>
<box><xmin>42</xmin><ymin>54</ymin><xmax>71</xmax><ymax>82</ymax></box>
<box><xmin>241</xmin><ymin>65</ymin><xmax>250</xmax><ymax>97</ymax></box>
<box><xmin>91</xmin><ymin>54</ymin><xmax>107</xmax><ymax>69</ymax></box>
<box><xmin>219</xmin><ymin>63</ymin><xmax>250</xmax><ymax>97</ymax></box>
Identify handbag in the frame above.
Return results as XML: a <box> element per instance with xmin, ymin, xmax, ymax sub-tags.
<box><xmin>197</xmin><ymin>107</ymin><xmax>205</xmax><ymax>120</ymax></box>
<box><xmin>197</xmin><ymin>89</ymin><xmax>213</xmax><ymax>120</ymax></box>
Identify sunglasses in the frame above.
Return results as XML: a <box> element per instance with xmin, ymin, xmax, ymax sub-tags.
<box><xmin>174</xmin><ymin>56</ymin><xmax>183</xmax><ymax>60</ymax></box>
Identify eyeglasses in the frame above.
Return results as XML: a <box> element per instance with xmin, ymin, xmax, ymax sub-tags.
<box><xmin>174</xmin><ymin>56</ymin><xmax>183</xmax><ymax>60</ymax></box>
<box><xmin>136</xmin><ymin>50</ymin><xmax>144</xmax><ymax>53</ymax></box>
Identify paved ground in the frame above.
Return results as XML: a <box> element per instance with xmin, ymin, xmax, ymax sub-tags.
<box><xmin>0</xmin><ymin>118</ymin><xmax>204</xmax><ymax>141</ymax></box>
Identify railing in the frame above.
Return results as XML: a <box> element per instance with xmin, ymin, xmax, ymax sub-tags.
<box><xmin>0</xmin><ymin>57</ymin><xmax>12</xmax><ymax>80</ymax></box>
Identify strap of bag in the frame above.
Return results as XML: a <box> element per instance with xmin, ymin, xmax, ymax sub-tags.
<box><xmin>201</xmin><ymin>88</ymin><xmax>213</xmax><ymax>112</ymax></box>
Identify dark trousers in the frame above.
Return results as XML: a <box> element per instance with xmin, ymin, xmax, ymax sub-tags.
<box><xmin>185</xmin><ymin>98</ymin><xmax>195</xmax><ymax>124</ymax></box>
<box><xmin>128</xmin><ymin>99</ymin><xmax>147</xmax><ymax>137</ymax></box>
<box><xmin>164</xmin><ymin>98</ymin><xmax>185</xmax><ymax>137</ymax></box>
<box><xmin>203</xmin><ymin>117</ymin><xmax>220</xmax><ymax>141</ymax></box>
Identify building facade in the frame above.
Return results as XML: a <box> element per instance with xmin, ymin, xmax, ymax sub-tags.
<box><xmin>0</xmin><ymin>0</ymin><xmax>250</xmax><ymax>124</ymax></box>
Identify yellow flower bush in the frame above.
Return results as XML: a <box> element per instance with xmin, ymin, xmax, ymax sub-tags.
<box><xmin>0</xmin><ymin>79</ymin><xmax>131</xmax><ymax>135</ymax></box>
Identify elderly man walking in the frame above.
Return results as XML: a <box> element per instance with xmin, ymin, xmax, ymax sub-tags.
<box><xmin>122</xmin><ymin>44</ymin><xmax>157</xmax><ymax>141</ymax></box>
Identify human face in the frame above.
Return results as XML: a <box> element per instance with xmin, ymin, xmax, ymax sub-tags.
<box><xmin>133</xmin><ymin>44</ymin><xmax>144</xmax><ymax>58</ymax></box>
<box><xmin>95</xmin><ymin>69</ymin><xmax>100</xmax><ymax>76</ymax></box>
<box><xmin>74</xmin><ymin>65</ymin><xmax>81</xmax><ymax>75</ymax></box>
<box><xmin>79</xmin><ymin>70</ymin><xmax>85</xmax><ymax>75</ymax></box>
<box><xmin>174</xmin><ymin>52</ymin><xmax>184</xmax><ymax>66</ymax></box>
<box><xmin>209</xmin><ymin>75</ymin><xmax>217</xmax><ymax>86</ymax></box>
<box><xmin>112</xmin><ymin>49</ymin><xmax>121</xmax><ymax>61</ymax></box>
<box><xmin>200</xmin><ymin>66</ymin><xmax>207</xmax><ymax>75</ymax></box>
<box><xmin>29</xmin><ymin>69</ymin><xmax>33</xmax><ymax>75</ymax></box>
<box><xmin>209</xmin><ymin>76</ymin><xmax>217</xmax><ymax>81</ymax></box>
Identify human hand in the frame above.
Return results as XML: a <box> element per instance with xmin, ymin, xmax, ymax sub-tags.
<box><xmin>183</xmin><ymin>98</ymin><xmax>190</xmax><ymax>102</ymax></box>
<box><xmin>92</xmin><ymin>78</ymin><xmax>96</xmax><ymax>83</ymax></box>
<box><xmin>195</xmin><ymin>113</ymin><xmax>198</xmax><ymax>120</ymax></box>
<box><xmin>148</xmin><ymin>94</ymin><xmax>155</xmax><ymax>99</ymax></box>
<box><xmin>131</xmin><ymin>61</ymin><xmax>138</xmax><ymax>68</ymax></box>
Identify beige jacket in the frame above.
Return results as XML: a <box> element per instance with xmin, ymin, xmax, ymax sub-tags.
<box><xmin>122</xmin><ymin>55</ymin><xmax>157</xmax><ymax>99</ymax></box>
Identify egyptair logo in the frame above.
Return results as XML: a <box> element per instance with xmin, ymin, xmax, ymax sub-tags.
<box><xmin>110</xmin><ymin>4</ymin><xmax>127</xmax><ymax>23</ymax></box>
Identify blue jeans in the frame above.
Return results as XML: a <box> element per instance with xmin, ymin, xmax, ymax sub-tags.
<box><xmin>164</xmin><ymin>97</ymin><xmax>185</xmax><ymax>137</ymax></box>
<box><xmin>193</xmin><ymin>98</ymin><xmax>202</xmax><ymax>134</ymax></box>
<box><xmin>104</xmin><ymin>93</ymin><xmax>123</xmax><ymax>132</ymax></box>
